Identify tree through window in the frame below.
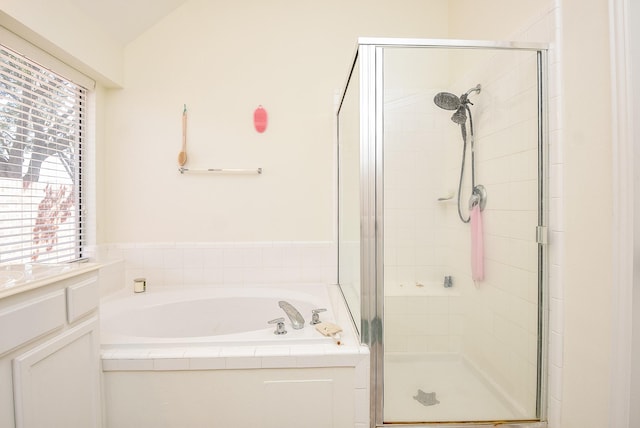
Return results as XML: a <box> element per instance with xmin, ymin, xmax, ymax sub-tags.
<box><xmin>0</xmin><ymin>44</ymin><xmax>85</xmax><ymax>264</ymax></box>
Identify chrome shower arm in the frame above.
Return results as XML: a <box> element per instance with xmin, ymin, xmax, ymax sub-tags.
<box><xmin>465</xmin><ymin>84</ymin><xmax>482</xmax><ymax>96</ymax></box>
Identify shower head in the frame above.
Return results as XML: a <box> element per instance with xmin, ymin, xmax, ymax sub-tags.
<box><xmin>434</xmin><ymin>83</ymin><xmax>481</xmax><ymax>124</ymax></box>
<box><xmin>433</xmin><ymin>92</ymin><xmax>460</xmax><ymax>111</ymax></box>
<box><xmin>451</xmin><ymin>106</ymin><xmax>467</xmax><ymax>125</ymax></box>
<box><xmin>434</xmin><ymin>84</ymin><xmax>482</xmax><ymax>110</ymax></box>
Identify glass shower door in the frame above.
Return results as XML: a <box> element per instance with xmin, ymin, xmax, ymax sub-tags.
<box><xmin>381</xmin><ymin>45</ymin><xmax>544</xmax><ymax>424</ymax></box>
<box><xmin>337</xmin><ymin>56</ymin><xmax>362</xmax><ymax>335</ymax></box>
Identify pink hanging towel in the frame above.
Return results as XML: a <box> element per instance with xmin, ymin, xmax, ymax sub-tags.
<box><xmin>470</xmin><ymin>204</ymin><xmax>484</xmax><ymax>281</ymax></box>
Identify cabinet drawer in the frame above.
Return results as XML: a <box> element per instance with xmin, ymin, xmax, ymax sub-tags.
<box><xmin>66</xmin><ymin>275</ymin><xmax>99</xmax><ymax>323</ymax></box>
<box><xmin>0</xmin><ymin>290</ymin><xmax>65</xmax><ymax>355</ymax></box>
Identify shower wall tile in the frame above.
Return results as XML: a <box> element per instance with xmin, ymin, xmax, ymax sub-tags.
<box><xmin>549</xmin><ymin>164</ymin><xmax>563</xmax><ymax>198</ymax></box>
<box><xmin>434</xmin><ymin>3</ymin><xmax>561</xmax><ymax>416</ymax></box>
<box><xmin>384</xmin><ymin>295</ymin><xmax>461</xmax><ymax>354</ymax></box>
<box><xmin>549</xmin><ymin>128</ymin><xmax>563</xmax><ymax>165</ymax></box>
<box><xmin>549</xmin><ymin>330</ymin><xmax>564</xmax><ymax>368</ymax></box>
<box><xmin>548</xmin><ymin>130</ymin><xmax>565</xmax><ymax>392</ymax></box>
<box><xmin>384</xmin><ymin>92</ymin><xmax>449</xmax><ymax>290</ymax></box>
<box><xmin>548</xmin><ymin>396</ymin><xmax>562</xmax><ymax>427</ymax></box>
<box><xmin>549</xmin><ymin>231</ymin><xmax>565</xmax><ymax>276</ymax></box>
<box><xmin>546</xmin><ymin>3</ymin><xmax>564</xmax><ymax>420</ymax></box>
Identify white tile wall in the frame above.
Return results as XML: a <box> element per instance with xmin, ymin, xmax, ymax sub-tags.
<box><xmin>385</xmin><ymin>295</ymin><xmax>462</xmax><ymax>354</ymax></box>
<box><xmin>459</xmin><ymin>37</ymin><xmax>535</xmax><ymax>422</ymax></box>
<box><xmin>100</xmin><ymin>241</ymin><xmax>337</xmax><ymax>290</ymax></box>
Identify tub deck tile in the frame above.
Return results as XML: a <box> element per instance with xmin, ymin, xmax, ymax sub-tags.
<box><xmin>188</xmin><ymin>356</ymin><xmax>226</xmax><ymax>370</ymax></box>
<box><xmin>293</xmin><ymin>345</ymin><xmax>363</xmax><ymax>368</ymax></box>
<box><xmin>289</xmin><ymin>344</ymin><xmax>328</xmax><ymax>356</ymax></box>
<box><xmin>220</xmin><ymin>346</ymin><xmax>256</xmax><ymax>357</ymax></box>
<box><xmin>261</xmin><ymin>355</ymin><xmax>298</xmax><ymax>369</ymax></box>
<box><xmin>184</xmin><ymin>346</ymin><xmax>223</xmax><ymax>358</ymax></box>
<box><xmin>148</xmin><ymin>348</ymin><xmax>187</xmax><ymax>359</ymax></box>
<box><xmin>153</xmin><ymin>358</ymin><xmax>189</xmax><ymax>370</ymax></box>
<box><xmin>225</xmin><ymin>356</ymin><xmax>261</xmax><ymax>369</ymax></box>
<box><xmin>254</xmin><ymin>346</ymin><xmax>291</xmax><ymax>357</ymax></box>
<box><xmin>102</xmin><ymin>358</ymin><xmax>154</xmax><ymax>371</ymax></box>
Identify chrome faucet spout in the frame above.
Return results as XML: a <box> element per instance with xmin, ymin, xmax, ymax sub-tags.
<box><xmin>278</xmin><ymin>301</ymin><xmax>305</xmax><ymax>329</ymax></box>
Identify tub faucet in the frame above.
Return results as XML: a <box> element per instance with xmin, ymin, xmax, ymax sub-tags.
<box><xmin>278</xmin><ymin>301</ymin><xmax>305</xmax><ymax>329</ymax></box>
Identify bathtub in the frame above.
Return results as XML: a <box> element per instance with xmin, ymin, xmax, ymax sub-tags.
<box><xmin>100</xmin><ymin>283</ymin><xmax>370</xmax><ymax>428</ymax></box>
<box><xmin>100</xmin><ymin>284</ymin><xmax>338</xmax><ymax>348</ymax></box>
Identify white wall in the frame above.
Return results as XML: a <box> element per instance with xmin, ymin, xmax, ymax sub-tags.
<box><xmin>560</xmin><ymin>1</ymin><xmax>613</xmax><ymax>427</ymax></box>
<box><xmin>448</xmin><ymin>0</ymin><xmax>556</xmax><ymax>41</ymax></box>
<box><xmin>630</xmin><ymin>0</ymin><xmax>640</xmax><ymax>425</ymax></box>
<box><xmin>102</xmin><ymin>0</ymin><xmax>450</xmax><ymax>244</ymax></box>
<box><xmin>0</xmin><ymin>0</ymin><xmax>123</xmax><ymax>86</ymax></box>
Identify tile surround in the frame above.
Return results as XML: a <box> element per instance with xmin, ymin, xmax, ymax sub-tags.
<box><xmin>101</xmin><ymin>319</ymin><xmax>370</xmax><ymax>426</ymax></box>
<box><xmin>98</xmin><ymin>253</ymin><xmax>367</xmax><ymax>425</ymax></box>
<box><xmin>101</xmin><ymin>241</ymin><xmax>337</xmax><ymax>290</ymax></box>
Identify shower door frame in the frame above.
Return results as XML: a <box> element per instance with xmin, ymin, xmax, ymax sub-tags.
<box><xmin>351</xmin><ymin>37</ymin><xmax>550</xmax><ymax>428</ymax></box>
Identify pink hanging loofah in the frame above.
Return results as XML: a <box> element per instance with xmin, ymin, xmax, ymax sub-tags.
<box><xmin>470</xmin><ymin>204</ymin><xmax>484</xmax><ymax>281</ymax></box>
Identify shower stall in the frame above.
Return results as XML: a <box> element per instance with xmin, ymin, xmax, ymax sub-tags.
<box><xmin>337</xmin><ymin>38</ymin><xmax>548</xmax><ymax>427</ymax></box>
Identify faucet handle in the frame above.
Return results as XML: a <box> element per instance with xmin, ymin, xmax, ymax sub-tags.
<box><xmin>310</xmin><ymin>308</ymin><xmax>327</xmax><ymax>325</ymax></box>
<box><xmin>268</xmin><ymin>317</ymin><xmax>287</xmax><ymax>335</ymax></box>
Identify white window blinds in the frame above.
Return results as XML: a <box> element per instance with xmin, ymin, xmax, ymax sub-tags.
<box><xmin>0</xmin><ymin>43</ymin><xmax>85</xmax><ymax>264</ymax></box>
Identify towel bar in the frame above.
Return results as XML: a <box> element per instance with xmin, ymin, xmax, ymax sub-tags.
<box><xmin>178</xmin><ymin>167</ymin><xmax>262</xmax><ymax>175</ymax></box>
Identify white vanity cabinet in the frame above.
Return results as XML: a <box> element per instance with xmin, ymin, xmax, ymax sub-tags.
<box><xmin>0</xmin><ymin>268</ymin><xmax>101</xmax><ymax>428</ymax></box>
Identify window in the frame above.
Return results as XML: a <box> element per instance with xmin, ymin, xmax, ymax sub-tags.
<box><xmin>0</xmin><ymin>43</ymin><xmax>86</xmax><ymax>264</ymax></box>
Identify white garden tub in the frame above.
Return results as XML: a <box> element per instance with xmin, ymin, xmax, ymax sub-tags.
<box><xmin>99</xmin><ymin>283</ymin><xmax>369</xmax><ymax>428</ymax></box>
<box><xmin>100</xmin><ymin>284</ymin><xmax>337</xmax><ymax>348</ymax></box>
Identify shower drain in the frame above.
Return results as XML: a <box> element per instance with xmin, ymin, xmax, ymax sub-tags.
<box><xmin>413</xmin><ymin>389</ymin><xmax>440</xmax><ymax>406</ymax></box>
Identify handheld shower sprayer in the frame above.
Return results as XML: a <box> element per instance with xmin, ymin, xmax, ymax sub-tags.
<box><xmin>433</xmin><ymin>83</ymin><xmax>485</xmax><ymax>223</ymax></box>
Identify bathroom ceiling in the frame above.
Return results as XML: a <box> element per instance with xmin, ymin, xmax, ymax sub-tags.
<box><xmin>71</xmin><ymin>0</ymin><xmax>188</xmax><ymax>44</ymax></box>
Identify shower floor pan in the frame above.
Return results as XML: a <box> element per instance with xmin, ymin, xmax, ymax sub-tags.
<box><xmin>384</xmin><ymin>353</ymin><xmax>531</xmax><ymax>424</ymax></box>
